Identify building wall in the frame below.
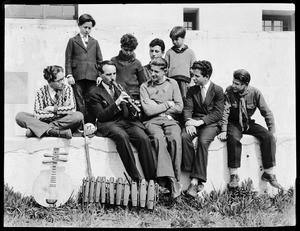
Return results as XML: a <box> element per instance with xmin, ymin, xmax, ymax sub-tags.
<box><xmin>5</xmin><ymin>3</ymin><xmax>295</xmax><ymax>137</ymax></box>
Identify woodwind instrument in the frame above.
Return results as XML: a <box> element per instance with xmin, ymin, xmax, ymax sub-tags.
<box><xmin>110</xmin><ymin>79</ymin><xmax>141</xmax><ymax>116</ymax></box>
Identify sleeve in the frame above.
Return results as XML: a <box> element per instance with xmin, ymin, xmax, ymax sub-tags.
<box><xmin>164</xmin><ymin>50</ymin><xmax>171</xmax><ymax>77</ymax></box>
<box><xmin>56</xmin><ymin>85</ymin><xmax>77</xmax><ymax>115</ymax></box>
<box><xmin>183</xmin><ymin>87</ymin><xmax>194</xmax><ymax>123</ymax></box>
<box><xmin>190</xmin><ymin>49</ymin><xmax>196</xmax><ymax>67</ymax></box>
<box><xmin>201</xmin><ymin>86</ymin><xmax>224</xmax><ymax>125</ymax></box>
<box><xmin>136</xmin><ymin>60</ymin><xmax>147</xmax><ymax>85</ymax></box>
<box><xmin>65</xmin><ymin>38</ymin><xmax>73</xmax><ymax>77</ymax></box>
<box><xmin>220</xmin><ymin>91</ymin><xmax>231</xmax><ymax>132</ymax></box>
<box><xmin>96</xmin><ymin>40</ymin><xmax>103</xmax><ymax>67</ymax></box>
<box><xmin>140</xmin><ymin>83</ymin><xmax>170</xmax><ymax>117</ymax></box>
<box><xmin>166</xmin><ymin>80</ymin><xmax>183</xmax><ymax>115</ymax></box>
<box><xmin>256</xmin><ymin>90</ymin><xmax>276</xmax><ymax>133</ymax></box>
<box><xmin>33</xmin><ymin>87</ymin><xmax>56</xmax><ymax>120</ymax></box>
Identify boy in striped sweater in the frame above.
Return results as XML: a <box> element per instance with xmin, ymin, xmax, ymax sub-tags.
<box><xmin>15</xmin><ymin>65</ymin><xmax>83</xmax><ymax>139</ymax></box>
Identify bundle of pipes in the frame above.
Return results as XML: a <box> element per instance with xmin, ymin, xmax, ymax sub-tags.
<box><xmin>79</xmin><ymin>177</ymin><xmax>159</xmax><ymax>210</ymax></box>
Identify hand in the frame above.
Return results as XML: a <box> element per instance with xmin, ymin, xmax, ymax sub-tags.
<box><xmin>43</xmin><ymin>106</ymin><xmax>54</xmax><ymax>112</ymax></box>
<box><xmin>166</xmin><ymin>101</ymin><xmax>175</xmax><ymax>108</ymax></box>
<box><xmin>185</xmin><ymin>119</ymin><xmax>204</xmax><ymax>127</ymax></box>
<box><xmin>186</xmin><ymin>125</ymin><xmax>197</xmax><ymax>136</ymax></box>
<box><xmin>217</xmin><ymin>132</ymin><xmax>227</xmax><ymax>142</ymax></box>
<box><xmin>115</xmin><ymin>91</ymin><xmax>130</xmax><ymax>106</ymax></box>
<box><xmin>133</xmin><ymin>99</ymin><xmax>141</xmax><ymax>108</ymax></box>
<box><xmin>67</xmin><ymin>76</ymin><xmax>75</xmax><ymax>85</ymax></box>
<box><xmin>96</xmin><ymin>77</ymin><xmax>102</xmax><ymax>86</ymax></box>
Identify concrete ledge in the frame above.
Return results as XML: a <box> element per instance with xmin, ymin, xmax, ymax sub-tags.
<box><xmin>4</xmin><ymin>135</ymin><xmax>296</xmax><ymax>197</ymax></box>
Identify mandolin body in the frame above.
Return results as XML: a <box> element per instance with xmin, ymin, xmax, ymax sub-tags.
<box><xmin>32</xmin><ymin>166</ymin><xmax>72</xmax><ymax>207</ymax></box>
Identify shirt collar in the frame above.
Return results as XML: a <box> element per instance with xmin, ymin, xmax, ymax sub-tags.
<box><xmin>202</xmin><ymin>80</ymin><xmax>211</xmax><ymax>90</ymax></box>
<box><xmin>147</xmin><ymin>76</ymin><xmax>170</xmax><ymax>87</ymax></box>
<box><xmin>101</xmin><ymin>81</ymin><xmax>112</xmax><ymax>92</ymax></box>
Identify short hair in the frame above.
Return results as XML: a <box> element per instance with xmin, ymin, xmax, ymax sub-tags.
<box><xmin>149</xmin><ymin>38</ymin><xmax>165</xmax><ymax>53</ymax></box>
<box><xmin>150</xmin><ymin>57</ymin><xmax>168</xmax><ymax>70</ymax></box>
<box><xmin>169</xmin><ymin>26</ymin><xmax>186</xmax><ymax>40</ymax></box>
<box><xmin>97</xmin><ymin>60</ymin><xmax>116</xmax><ymax>74</ymax></box>
<box><xmin>120</xmin><ymin>33</ymin><xmax>138</xmax><ymax>50</ymax></box>
<box><xmin>191</xmin><ymin>60</ymin><xmax>213</xmax><ymax>79</ymax></box>
<box><xmin>233</xmin><ymin>69</ymin><xmax>251</xmax><ymax>85</ymax></box>
<box><xmin>43</xmin><ymin>65</ymin><xmax>64</xmax><ymax>83</ymax></box>
<box><xmin>78</xmin><ymin>14</ymin><xmax>96</xmax><ymax>27</ymax></box>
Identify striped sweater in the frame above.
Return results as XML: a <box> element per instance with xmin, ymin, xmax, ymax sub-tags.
<box><xmin>33</xmin><ymin>84</ymin><xmax>76</xmax><ymax>121</ymax></box>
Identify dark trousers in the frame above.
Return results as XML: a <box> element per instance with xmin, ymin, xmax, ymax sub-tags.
<box><xmin>72</xmin><ymin>79</ymin><xmax>96</xmax><ymax>124</ymax></box>
<box><xmin>15</xmin><ymin>111</ymin><xmax>83</xmax><ymax>138</ymax></box>
<box><xmin>181</xmin><ymin>124</ymin><xmax>220</xmax><ymax>182</ymax></box>
<box><xmin>105</xmin><ymin>120</ymin><xmax>156</xmax><ymax>181</ymax></box>
<box><xmin>227</xmin><ymin>121</ymin><xmax>276</xmax><ymax>169</ymax></box>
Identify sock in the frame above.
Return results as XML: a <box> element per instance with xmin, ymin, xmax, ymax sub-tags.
<box><xmin>264</xmin><ymin>167</ymin><xmax>274</xmax><ymax>175</ymax></box>
<box><xmin>190</xmin><ymin>178</ymin><xmax>199</xmax><ymax>185</ymax></box>
<box><xmin>230</xmin><ymin>168</ymin><xmax>239</xmax><ymax>175</ymax></box>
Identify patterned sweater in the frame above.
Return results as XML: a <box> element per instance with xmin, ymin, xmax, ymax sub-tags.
<box><xmin>33</xmin><ymin>84</ymin><xmax>76</xmax><ymax>122</ymax></box>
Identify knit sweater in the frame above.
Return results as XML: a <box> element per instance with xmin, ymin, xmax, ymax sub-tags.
<box><xmin>33</xmin><ymin>84</ymin><xmax>76</xmax><ymax>122</ymax></box>
<box><xmin>165</xmin><ymin>46</ymin><xmax>196</xmax><ymax>82</ymax></box>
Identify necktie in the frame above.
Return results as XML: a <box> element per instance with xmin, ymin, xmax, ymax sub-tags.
<box><xmin>201</xmin><ymin>86</ymin><xmax>206</xmax><ymax>102</ymax></box>
<box><xmin>109</xmin><ymin>85</ymin><xmax>115</xmax><ymax>99</ymax></box>
<box><xmin>239</xmin><ymin>96</ymin><xmax>249</xmax><ymax>131</ymax></box>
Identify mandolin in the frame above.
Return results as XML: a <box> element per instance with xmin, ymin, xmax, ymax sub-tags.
<box><xmin>32</xmin><ymin>147</ymin><xmax>72</xmax><ymax>207</ymax></box>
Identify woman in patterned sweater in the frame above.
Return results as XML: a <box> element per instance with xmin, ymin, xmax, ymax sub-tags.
<box><xmin>15</xmin><ymin>65</ymin><xmax>83</xmax><ymax>139</ymax></box>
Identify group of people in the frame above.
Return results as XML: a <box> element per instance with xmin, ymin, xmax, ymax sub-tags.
<box><xmin>15</xmin><ymin>14</ymin><xmax>284</xmax><ymax>199</ymax></box>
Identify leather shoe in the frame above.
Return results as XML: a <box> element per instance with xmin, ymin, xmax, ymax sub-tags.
<box><xmin>159</xmin><ymin>186</ymin><xmax>170</xmax><ymax>194</ymax></box>
<box><xmin>261</xmin><ymin>172</ymin><xmax>284</xmax><ymax>190</ymax></box>
<box><xmin>47</xmin><ymin>128</ymin><xmax>72</xmax><ymax>139</ymax></box>
<box><xmin>197</xmin><ymin>183</ymin><xmax>204</xmax><ymax>192</ymax></box>
<box><xmin>25</xmin><ymin>129</ymin><xmax>35</xmax><ymax>138</ymax></box>
<box><xmin>170</xmin><ymin>178</ymin><xmax>182</xmax><ymax>198</ymax></box>
<box><xmin>228</xmin><ymin>174</ymin><xmax>240</xmax><ymax>188</ymax></box>
<box><xmin>186</xmin><ymin>183</ymin><xmax>198</xmax><ymax>197</ymax></box>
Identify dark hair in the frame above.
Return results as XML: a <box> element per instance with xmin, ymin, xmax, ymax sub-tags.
<box><xmin>149</xmin><ymin>38</ymin><xmax>165</xmax><ymax>53</ymax></box>
<box><xmin>169</xmin><ymin>26</ymin><xmax>186</xmax><ymax>40</ymax></box>
<box><xmin>43</xmin><ymin>65</ymin><xmax>64</xmax><ymax>83</ymax></box>
<box><xmin>233</xmin><ymin>69</ymin><xmax>251</xmax><ymax>85</ymax></box>
<box><xmin>191</xmin><ymin>60</ymin><xmax>213</xmax><ymax>79</ymax></box>
<box><xmin>150</xmin><ymin>57</ymin><xmax>168</xmax><ymax>70</ymax></box>
<box><xmin>78</xmin><ymin>14</ymin><xmax>96</xmax><ymax>27</ymax></box>
<box><xmin>120</xmin><ymin>33</ymin><xmax>138</xmax><ymax>50</ymax></box>
<box><xmin>97</xmin><ymin>60</ymin><xmax>116</xmax><ymax>74</ymax></box>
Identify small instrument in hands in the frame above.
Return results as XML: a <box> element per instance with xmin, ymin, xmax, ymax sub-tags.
<box><xmin>111</xmin><ymin>79</ymin><xmax>141</xmax><ymax>117</ymax></box>
<box><xmin>32</xmin><ymin>147</ymin><xmax>72</xmax><ymax>207</ymax></box>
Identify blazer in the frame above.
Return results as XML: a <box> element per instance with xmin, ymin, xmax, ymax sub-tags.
<box><xmin>183</xmin><ymin>81</ymin><xmax>224</xmax><ymax>126</ymax></box>
<box><xmin>88</xmin><ymin>81</ymin><xmax>145</xmax><ymax>136</ymax></box>
<box><xmin>65</xmin><ymin>33</ymin><xmax>103</xmax><ymax>81</ymax></box>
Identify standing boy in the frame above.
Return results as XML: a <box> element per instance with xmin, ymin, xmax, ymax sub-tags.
<box><xmin>165</xmin><ymin>26</ymin><xmax>196</xmax><ymax>101</ymax></box>
<box><xmin>143</xmin><ymin>38</ymin><xmax>165</xmax><ymax>80</ymax></box>
<box><xmin>140</xmin><ymin>57</ymin><xmax>183</xmax><ymax>198</ymax></box>
<box><xmin>181</xmin><ymin>60</ymin><xmax>224</xmax><ymax>197</ymax></box>
<box><xmin>217</xmin><ymin>69</ymin><xmax>284</xmax><ymax>190</ymax></box>
<box><xmin>65</xmin><ymin>14</ymin><xmax>103</xmax><ymax>127</ymax></box>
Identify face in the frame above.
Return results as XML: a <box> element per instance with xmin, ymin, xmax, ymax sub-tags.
<box><xmin>149</xmin><ymin>45</ymin><xmax>164</xmax><ymax>60</ymax></box>
<box><xmin>191</xmin><ymin>69</ymin><xmax>206</xmax><ymax>86</ymax></box>
<box><xmin>232</xmin><ymin>78</ymin><xmax>247</xmax><ymax>93</ymax></box>
<box><xmin>79</xmin><ymin>21</ymin><xmax>93</xmax><ymax>37</ymax></box>
<box><xmin>101</xmin><ymin>64</ymin><xmax>116</xmax><ymax>85</ymax></box>
<box><xmin>172</xmin><ymin>37</ymin><xmax>184</xmax><ymax>48</ymax></box>
<box><xmin>121</xmin><ymin>46</ymin><xmax>135</xmax><ymax>57</ymax></box>
<box><xmin>150</xmin><ymin>65</ymin><xmax>166</xmax><ymax>84</ymax></box>
<box><xmin>49</xmin><ymin>71</ymin><xmax>65</xmax><ymax>90</ymax></box>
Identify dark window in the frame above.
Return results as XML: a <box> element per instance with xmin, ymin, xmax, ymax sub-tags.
<box><xmin>184</xmin><ymin>8</ymin><xmax>199</xmax><ymax>30</ymax></box>
<box><xmin>5</xmin><ymin>4</ymin><xmax>78</xmax><ymax>20</ymax></box>
<box><xmin>262</xmin><ymin>10</ymin><xmax>294</xmax><ymax>31</ymax></box>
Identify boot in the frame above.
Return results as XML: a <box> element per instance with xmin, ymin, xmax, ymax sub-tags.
<box><xmin>47</xmin><ymin>128</ymin><xmax>72</xmax><ymax>139</ymax></box>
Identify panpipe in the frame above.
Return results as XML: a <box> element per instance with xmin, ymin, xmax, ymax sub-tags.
<box><xmin>79</xmin><ymin>176</ymin><xmax>159</xmax><ymax>210</ymax></box>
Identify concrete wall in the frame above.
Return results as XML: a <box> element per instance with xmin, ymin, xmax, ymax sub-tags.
<box><xmin>5</xmin><ymin>3</ymin><xmax>295</xmax><ymax>138</ymax></box>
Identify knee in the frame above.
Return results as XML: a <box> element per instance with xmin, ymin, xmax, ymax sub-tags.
<box><xmin>74</xmin><ymin>111</ymin><xmax>84</xmax><ymax>122</ymax></box>
<box><xmin>198</xmin><ymin>137</ymin><xmax>210</xmax><ymax>147</ymax></box>
<box><xmin>181</xmin><ymin>131</ymin><xmax>192</xmax><ymax>142</ymax></box>
<box><xmin>15</xmin><ymin>112</ymin><xmax>27</xmax><ymax>124</ymax></box>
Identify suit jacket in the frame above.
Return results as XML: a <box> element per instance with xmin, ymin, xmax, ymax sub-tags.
<box><xmin>88</xmin><ymin>81</ymin><xmax>145</xmax><ymax>136</ymax></box>
<box><xmin>183</xmin><ymin>81</ymin><xmax>224</xmax><ymax>126</ymax></box>
<box><xmin>65</xmin><ymin>33</ymin><xmax>103</xmax><ymax>81</ymax></box>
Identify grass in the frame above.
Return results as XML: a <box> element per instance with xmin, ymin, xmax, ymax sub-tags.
<box><xmin>3</xmin><ymin>178</ymin><xmax>295</xmax><ymax>227</ymax></box>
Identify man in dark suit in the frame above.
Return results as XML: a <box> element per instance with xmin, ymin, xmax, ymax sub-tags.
<box><xmin>88</xmin><ymin>60</ymin><xmax>156</xmax><ymax>182</ymax></box>
<box><xmin>65</xmin><ymin>14</ymin><xmax>103</xmax><ymax>126</ymax></box>
<box><xmin>181</xmin><ymin>60</ymin><xmax>224</xmax><ymax>197</ymax></box>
